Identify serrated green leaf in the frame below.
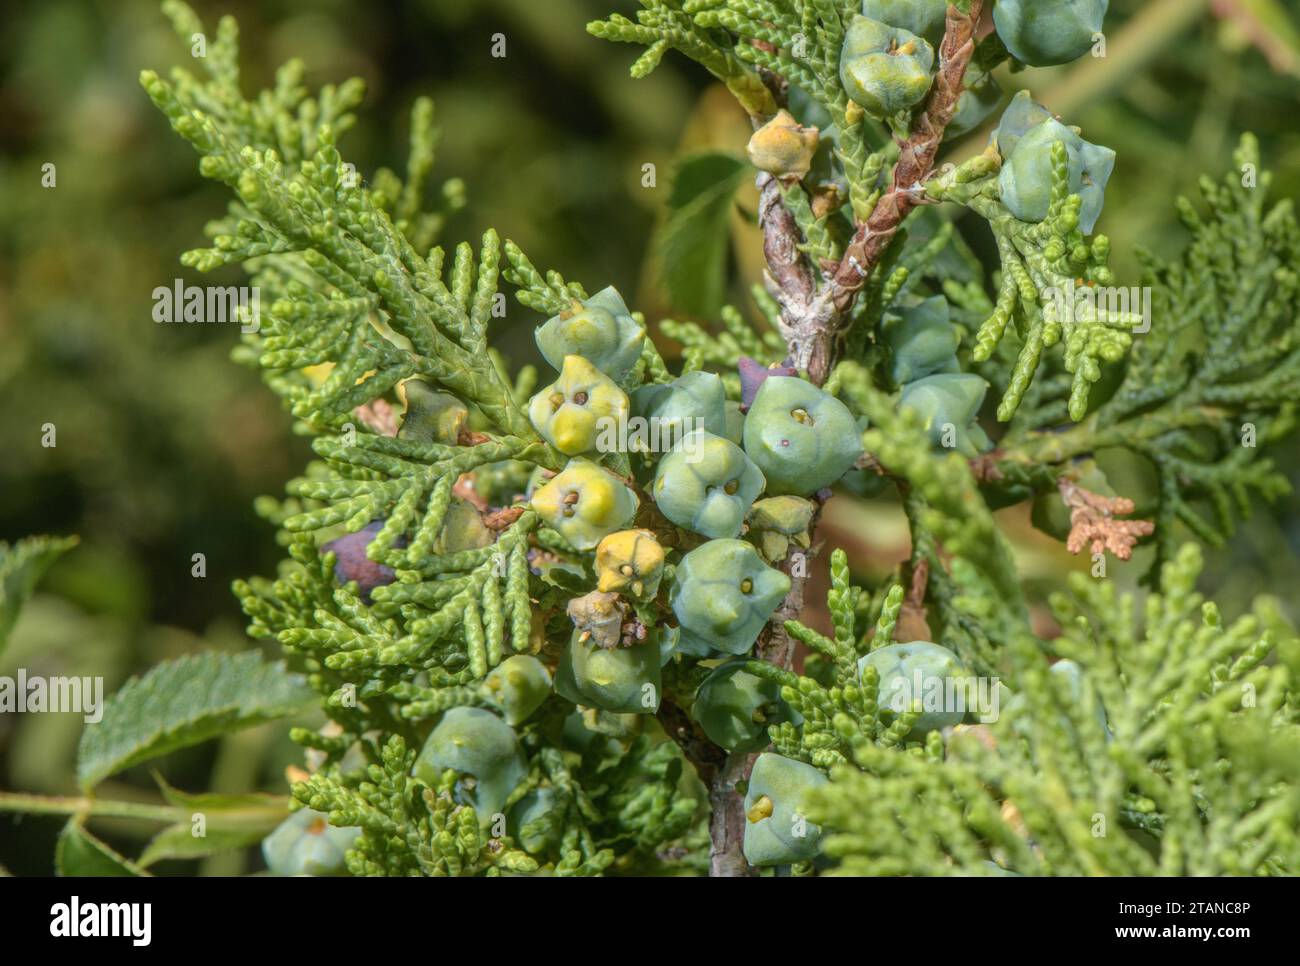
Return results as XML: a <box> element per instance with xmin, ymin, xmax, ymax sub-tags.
<box><xmin>77</xmin><ymin>652</ymin><xmax>314</xmax><ymax>791</ymax></box>
<box><xmin>56</xmin><ymin>820</ymin><xmax>148</xmax><ymax>876</ymax></box>
<box><xmin>656</xmin><ymin>152</ymin><xmax>750</xmax><ymax>316</ymax></box>
<box><xmin>0</xmin><ymin>535</ymin><xmax>78</xmax><ymax>652</ymax></box>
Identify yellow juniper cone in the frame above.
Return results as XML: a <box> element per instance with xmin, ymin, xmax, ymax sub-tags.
<box><xmin>594</xmin><ymin>529</ymin><xmax>665</xmax><ymax>600</ymax></box>
<box><xmin>528</xmin><ymin>354</ymin><xmax>629</xmax><ymax>456</ymax></box>
<box><xmin>530</xmin><ymin>457</ymin><xmax>638</xmax><ymax>550</ymax></box>
<box><xmin>747</xmin><ymin>109</ymin><xmax>819</xmax><ymax>179</ymax></box>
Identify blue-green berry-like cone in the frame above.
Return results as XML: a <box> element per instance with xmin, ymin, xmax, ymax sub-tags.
<box><xmin>998</xmin><ymin>118</ymin><xmax>1115</xmax><ymax>233</ymax></box>
<box><xmin>742</xmin><ymin>753</ymin><xmax>828</xmax><ymax>866</ymax></box>
<box><xmin>884</xmin><ymin>295</ymin><xmax>960</xmax><ymax>386</ymax></box>
<box><xmin>630</xmin><ymin>370</ymin><xmax>729</xmax><ymax>446</ymax></box>
<box><xmin>1049</xmin><ymin>658</ymin><xmax>1110</xmax><ymax>736</ymax></box>
<box><xmin>414</xmin><ymin>707</ymin><xmax>528</xmax><ymax>822</ymax></box>
<box><xmin>694</xmin><ymin>660</ymin><xmax>801</xmax><ymax>753</ymax></box>
<box><xmin>535</xmin><ymin>285</ymin><xmax>645</xmax><ymax>379</ymax></box>
<box><xmin>990</xmin><ymin>90</ymin><xmax>1055</xmax><ymax>158</ymax></box>
<box><xmin>554</xmin><ymin>629</ymin><xmax>662</xmax><ymax>714</ymax></box>
<box><xmin>840</xmin><ymin>16</ymin><xmax>935</xmax><ymax>118</ymax></box>
<box><xmin>508</xmin><ymin>787</ymin><xmax>566</xmax><ymax>855</ymax></box>
<box><xmin>743</xmin><ymin>375</ymin><xmax>864</xmax><ymax>495</ymax></box>
<box><xmin>262</xmin><ymin>808</ymin><xmax>360</xmax><ymax>876</ymax></box>
<box><xmin>858</xmin><ymin>640</ymin><xmax>969</xmax><ymax>737</ymax></box>
<box><xmin>993</xmin><ymin>0</ymin><xmax>1108</xmax><ymax>68</ymax></box>
<box><xmin>1008</xmin><ymin>658</ymin><xmax>1110</xmax><ymax>741</ymax></box>
<box><xmin>652</xmin><ymin>430</ymin><xmax>766</xmax><ymax>538</ymax></box>
<box><xmin>861</xmin><ymin>0</ymin><xmax>948</xmax><ymax>47</ymax></box>
<box><xmin>670</xmin><ymin>539</ymin><xmax>791</xmax><ymax>657</ymax></box>
<box><xmin>482</xmin><ymin>654</ymin><xmax>553</xmax><ymax>725</ymax></box>
<box><xmin>723</xmin><ymin>399</ymin><xmax>745</xmax><ymax>445</ymax></box>
<box><xmin>898</xmin><ymin>372</ymin><xmax>991</xmax><ymax>458</ymax></box>
<box><xmin>945</xmin><ymin>66</ymin><xmax>1003</xmax><ymax>140</ymax></box>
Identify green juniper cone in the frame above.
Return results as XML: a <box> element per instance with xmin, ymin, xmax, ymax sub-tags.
<box><xmin>742</xmin><ymin>376</ymin><xmax>863</xmax><ymax>495</ymax></box>
<box><xmin>535</xmin><ymin>286</ymin><xmax>645</xmax><ymax>379</ymax></box>
<box><xmin>262</xmin><ymin>808</ymin><xmax>361</xmax><ymax>876</ymax></box>
<box><xmin>858</xmin><ymin>640</ymin><xmax>970</xmax><ymax>738</ymax></box>
<box><xmin>554</xmin><ymin>628</ymin><xmax>663</xmax><ymax>714</ymax></box>
<box><xmin>31</xmin><ymin>0</ymin><xmax>1284</xmax><ymax>879</ymax></box>
<box><xmin>993</xmin><ymin>0</ymin><xmax>1110</xmax><ymax>68</ymax></box>
<box><xmin>883</xmin><ymin>295</ymin><xmax>960</xmax><ymax>385</ymax></box>
<box><xmin>483</xmin><ymin>655</ymin><xmax>553</xmax><ymax>726</ymax></box>
<box><xmin>742</xmin><ymin>753</ymin><xmax>829</xmax><ymax>866</ymax></box>
<box><xmin>998</xmin><ymin>117</ymin><xmax>1116</xmax><ymax>234</ymax></box>
<box><xmin>414</xmin><ymin>707</ymin><xmax>529</xmax><ymax>823</ymax></box>
<box><xmin>653</xmin><ymin>429</ymin><xmax>766</xmax><ymax>538</ymax></box>
<box><xmin>630</xmin><ymin>370</ymin><xmax>729</xmax><ymax>441</ymax></box>
<box><xmin>670</xmin><ymin>539</ymin><xmax>792</xmax><ymax>656</ymax></box>
<box><xmin>840</xmin><ymin>15</ymin><xmax>936</xmax><ymax>118</ymax></box>
<box><xmin>694</xmin><ymin>660</ymin><xmax>800</xmax><ymax>753</ymax></box>
<box><xmin>898</xmin><ymin>372</ymin><xmax>993</xmax><ymax>458</ymax></box>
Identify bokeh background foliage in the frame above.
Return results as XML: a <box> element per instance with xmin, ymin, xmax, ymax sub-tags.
<box><xmin>1</xmin><ymin>0</ymin><xmax>1298</xmax><ymax>874</ymax></box>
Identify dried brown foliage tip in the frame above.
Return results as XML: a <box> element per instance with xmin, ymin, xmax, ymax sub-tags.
<box><xmin>1059</xmin><ymin>479</ymin><xmax>1155</xmax><ymax>561</ymax></box>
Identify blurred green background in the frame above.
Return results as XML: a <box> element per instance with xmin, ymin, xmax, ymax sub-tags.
<box><xmin>2</xmin><ymin>0</ymin><xmax>1298</xmax><ymax>874</ymax></box>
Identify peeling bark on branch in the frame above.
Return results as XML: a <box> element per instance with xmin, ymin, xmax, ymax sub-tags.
<box><xmin>703</xmin><ymin>3</ymin><xmax>984</xmax><ymax>878</ymax></box>
<box><xmin>827</xmin><ymin>1</ymin><xmax>984</xmax><ymax>314</ymax></box>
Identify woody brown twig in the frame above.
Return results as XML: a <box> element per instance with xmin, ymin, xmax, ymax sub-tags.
<box><xmin>699</xmin><ymin>3</ymin><xmax>984</xmax><ymax>878</ymax></box>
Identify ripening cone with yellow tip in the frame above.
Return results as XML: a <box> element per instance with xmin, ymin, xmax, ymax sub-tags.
<box><xmin>529</xmin><ymin>354</ymin><xmax>629</xmax><ymax>456</ymax></box>
<box><xmin>594</xmin><ymin>529</ymin><xmax>665</xmax><ymax>600</ymax></box>
<box><xmin>839</xmin><ymin>15</ymin><xmax>935</xmax><ymax>118</ymax></box>
<box><xmin>535</xmin><ymin>286</ymin><xmax>645</xmax><ymax>379</ymax></box>
<box><xmin>530</xmin><ymin>457</ymin><xmax>639</xmax><ymax>550</ymax></box>
<box><xmin>747</xmin><ymin>109</ymin><xmax>819</xmax><ymax>179</ymax></box>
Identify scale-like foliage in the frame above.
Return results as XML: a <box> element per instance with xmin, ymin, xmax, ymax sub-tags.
<box><xmin>7</xmin><ymin>1</ymin><xmax>1295</xmax><ymax>880</ymax></box>
<box><xmin>802</xmin><ymin>545</ymin><xmax>1300</xmax><ymax>876</ymax></box>
<box><xmin>1008</xmin><ymin>136</ymin><xmax>1299</xmax><ymax>572</ymax></box>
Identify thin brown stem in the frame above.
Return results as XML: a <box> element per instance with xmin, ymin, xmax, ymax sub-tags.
<box><xmin>827</xmin><ymin>2</ymin><xmax>984</xmax><ymax>315</ymax></box>
<box><xmin>702</xmin><ymin>3</ymin><xmax>985</xmax><ymax>878</ymax></box>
